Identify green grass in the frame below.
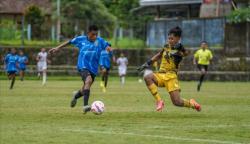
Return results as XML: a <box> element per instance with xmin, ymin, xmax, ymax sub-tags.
<box><xmin>0</xmin><ymin>39</ymin><xmax>58</xmax><ymax>47</ymax></box>
<box><xmin>1</xmin><ymin>78</ymin><xmax>250</xmax><ymax>144</ymax></box>
<box><xmin>0</xmin><ymin>40</ymin><xmax>59</xmax><ymax>48</ymax></box>
<box><xmin>0</xmin><ymin>37</ymin><xmax>145</xmax><ymax>49</ymax></box>
<box><xmin>110</xmin><ymin>37</ymin><xmax>145</xmax><ymax>49</ymax></box>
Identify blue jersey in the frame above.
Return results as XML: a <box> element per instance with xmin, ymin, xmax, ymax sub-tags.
<box><xmin>18</xmin><ymin>55</ymin><xmax>28</xmax><ymax>70</ymax></box>
<box><xmin>99</xmin><ymin>50</ymin><xmax>112</xmax><ymax>69</ymax></box>
<box><xmin>5</xmin><ymin>54</ymin><xmax>19</xmax><ymax>72</ymax></box>
<box><xmin>70</xmin><ymin>35</ymin><xmax>110</xmax><ymax>75</ymax></box>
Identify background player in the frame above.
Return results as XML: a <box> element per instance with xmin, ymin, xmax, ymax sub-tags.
<box><xmin>49</xmin><ymin>25</ymin><xmax>112</xmax><ymax>114</ymax></box>
<box><xmin>18</xmin><ymin>50</ymin><xmax>28</xmax><ymax>81</ymax></box>
<box><xmin>99</xmin><ymin>49</ymin><xmax>113</xmax><ymax>93</ymax></box>
<box><xmin>193</xmin><ymin>41</ymin><xmax>213</xmax><ymax>91</ymax></box>
<box><xmin>138</xmin><ymin>26</ymin><xmax>201</xmax><ymax>112</ymax></box>
<box><xmin>4</xmin><ymin>48</ymin><xmax>19</xmax><ymax>89</ymax></box>
<box><xmin>37</xmin><ymin>48</ymin><xmax>48</xmax><ymax>86</ymax></box>
<box><xmin>116</xmin><ymin>53</ymin><xmax>128</xmax><ymax>85</ymax></box>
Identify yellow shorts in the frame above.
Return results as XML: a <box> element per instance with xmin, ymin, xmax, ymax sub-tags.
<box><xmin>153</xmin><ymin>72</ymin><xmax>180</xmax><ymax>92</ymax></box>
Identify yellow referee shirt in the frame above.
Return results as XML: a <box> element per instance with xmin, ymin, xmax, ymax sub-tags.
<box><xmin>194</xmin><ymin>49</ymin><xmax>213</xmax><ymax>65</ymax></box>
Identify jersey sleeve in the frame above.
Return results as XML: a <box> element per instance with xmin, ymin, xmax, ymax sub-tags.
<box><xmin>174</xmin><ymin>43</ymin><xmax>185</xmax><ymax>52</ymax></box>
<box><xmin>108</xmin><ymin>51</ymin><xmax>113</xmax><ymax>57</ymax></box>
<box><xmin>179</xmin><ymin>44</ymin><xmax>186</xmax><ymax>53</ymax></box>
<box><xmin>4</xmin><ymin>54</ymin><xmax>9</xmax><ymax>63</ymax></box>
<box><xmin>69</xmin><ymin>36</ymin><xmax>83</xmax><ymax>46</ymax></box>
<box><xmin>24</xmin><ymin>56</ymin><xmax>28</xmax><ymax>63</ymax></box>
<box><xmin>100</xmin><ymin>38</ymin><xmax>111</xmax><ymax>50</ymax></box>
<box><xmin>17</xmin><ymin>56</ymin><xmax>21</xmax><ymax>63</ymax></box>
<box><xmin>209</xmin><ymin>50</ymin><xmax>213</xmax><ymax>60</ymax></box>
<box><xmin>15</xmin><ymin>55</ymin><xmax>19</xmax><ymax>62</ymax></box>
<box><xmin>194</xmin><ymin>50</ymin><xmax>199</xmax><ymax>59</ymax></box>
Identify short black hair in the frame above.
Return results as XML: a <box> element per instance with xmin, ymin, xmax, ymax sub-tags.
<box><xmin>201</xmin><ymin>41</ymin><xmax>207</xmax><ymax>44</ymax></box>
<box><xmin>88</xmin><ymin>25</ymin><xmax>98</xmax><ymax>32</ymax></box>
<box><xmin>168</xmin><ymin>26</ymin><xmax>182</xmax><ymax>37</ymax></box>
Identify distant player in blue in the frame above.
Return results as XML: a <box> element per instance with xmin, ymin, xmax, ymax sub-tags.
<box><xmin>4</xmin><ymin>48</ymin><xmax>19</xmax><ymax>89</ymax></box>
<box><xmin>99</xmin><ymin>49</ymin><xmax>113</xmax><ymax>93</ymax></box>
<box><xmin>18</xmin><ymin>50</ymin><xmax>28</xmax><ymax>81</ymax></box>
<box><xmin>49</xmin><ymin>25</ymin><xmax>112</xmax><ymax>114</ymax></box>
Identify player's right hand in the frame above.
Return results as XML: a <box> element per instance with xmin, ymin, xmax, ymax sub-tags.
<box><xmin>48</xmin><ymin>48</ymin><xmax>58</xmax><ymax>54</ymax></box>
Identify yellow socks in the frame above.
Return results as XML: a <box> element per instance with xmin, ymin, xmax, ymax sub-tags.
<box><xmin>182</xmin><ymin>99</ymin><xmax>194</xmax><ymax>108</ymax></box>
<box><xmin>100</xmin><ymin>81</ymin><xmax>104</xmax><ymax>87</ymax></box>
<box><xmin>148</xmin><ymin>83</ymin><xmax>162</xmax><ymax>101</ymax></box>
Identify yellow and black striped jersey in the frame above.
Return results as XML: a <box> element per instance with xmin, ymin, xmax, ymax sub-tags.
<box><xmin>159</xmin><ymin>44</ymin><xmax>185</xmax><ymax>72</ymax></box>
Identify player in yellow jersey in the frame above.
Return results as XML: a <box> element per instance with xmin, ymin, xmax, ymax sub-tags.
<box><xmin>137</xmin><ymin>26</ymin><xmax>201</xmax><ymax>112</ymax></box>
<box><xmin>193</xmin><ymin>41</ymin><xmax>213</xmax><ymax>91</ymax></box>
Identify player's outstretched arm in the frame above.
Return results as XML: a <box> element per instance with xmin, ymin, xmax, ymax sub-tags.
<box><xmin>49</xmin><ymin>40</ymin><xmax>70</xmax><ymax>54</ymax></box>
<box><xmin>137</xmin><ymin>50</ymin><xmax>163</xmax><ymax>72</ymax></box>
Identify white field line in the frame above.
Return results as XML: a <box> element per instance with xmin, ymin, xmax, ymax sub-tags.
<box><xmin>61</xmin><ymin>128</ymin><xmax>245</xmax><ymax>144</ymax></box>
<box><xmin>148</xmin><ymin>124</ymin><xmax>250</xmax><ymax>129</ymax></box>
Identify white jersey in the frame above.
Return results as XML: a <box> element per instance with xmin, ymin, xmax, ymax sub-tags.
<box><xmin>116</xmin><ymin>57</ymin><xmax>128</xmax><ymax>76</ymax></box>
<box><xmin>117</xmin><ymin>57</ymin><xmax>128</xmax><ymax>68</ymax></box>
<box><xmin>38</xmin><ymin>52</ymin><xmax>47</xmax><ymax>63</ymax></box>
<box><xmin>37</xmin><ymin>52</ymin><xmax>47</xmax><ymax>71</ymax></box>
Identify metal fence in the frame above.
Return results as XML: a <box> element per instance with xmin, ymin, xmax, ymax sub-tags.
<box><xmin>146</xmin><ymin>18</ymin><xmax>226</xmax><ymax>48</ymax></box>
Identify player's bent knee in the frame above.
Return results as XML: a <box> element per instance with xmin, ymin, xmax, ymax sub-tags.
<box><xmin>143</xmin><ymin>75</ymin><xmax>149</xmax><ymax>81</ymax></box>
<box><xmin>144</xmin><ymin>73</ymin><xmax>153</xmax><ymax>80</ymax></box>
<box><xmin>144</xmin><ymin>75</ymin><xmax>152</xmax><ymax>84</ymax></box>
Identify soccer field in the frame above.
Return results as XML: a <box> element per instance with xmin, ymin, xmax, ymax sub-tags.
<box><xmin>1</xmin><ymin>78</ymin><xmax>250</xmax><ymax>144</ymax></box>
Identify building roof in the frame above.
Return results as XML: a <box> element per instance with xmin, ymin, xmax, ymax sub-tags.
<box><xmin>140</xmin><ymin>0</ymin><xmax>202</xmax><ymax>6</ymax></box>
<box><xmin>0</xmin><ymin>0</ymin><xmax>51</xmax><ymax>15</ymax></box>
<box><xmin>132</xmin><ymin>0</ymin><xmax>202</xmax><ymax>18</ymax></box>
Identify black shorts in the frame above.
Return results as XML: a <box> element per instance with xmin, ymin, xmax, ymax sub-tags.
<box><xmin>7</xmin><ymin>71</ymin><xmax>17</xmax><ymax>75</ymax></box>
<box><xmin>197</xmin><ymin>64</ymin><xmax>208</xmax><ymax>71</ymax></box>
<box><xmin>79</xmin><ymin>69</ymin><xmax>96</xmax><ymax>82</ymax></box>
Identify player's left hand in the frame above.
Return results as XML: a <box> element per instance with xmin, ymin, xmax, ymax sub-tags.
<box><xmin>137</xmin><ymin>62</ymin><xmax>150</xmax><ymax>72</ymax></box>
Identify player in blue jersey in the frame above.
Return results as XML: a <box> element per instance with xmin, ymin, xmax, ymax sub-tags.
<box><xmin>99</xmin><ymin>49</ymin><xmax>113</xmax><ymax>93</ymax></box>
<box><xmin>4</xmin><ymin>48</ymin><xmax>19</xmax><ymax>89</ymax></box>
<box><xmin>49</xmin><ymin>25</ymin><xmax>112</xmax><ymax>113</ymax></box>
<box><xmin>18</xmin><ymin>50</ymin><xmax>28</xmax><ymax>81</ymax></box>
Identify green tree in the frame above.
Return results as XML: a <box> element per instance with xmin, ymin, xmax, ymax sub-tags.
<box><xmin>24</xmin><ymin>5</ymin><xmax>45</xmax><ymax>39</ymax></box>
<box><xmin>103</xmin><ymin>0</ymin><xmax>153</xmax><ymax>39</ymax></box>
<box><xmin>0</xmin><ymin>20</ymin><xmax>21</xmax><ymax>40</ymax></box>
<box><xmin>103</xmin><ymin>0</ymin><xmax>139</xmax><ymax>27</ymax></box>
<box><xmin>57</xmin><ymin>0</ymin><xmax>116</xmax><ymax>37</ymax></box>
<box><xmin>227</xmin><ymin>7</ymin><xmax>250</xmax><ymax>23</ymax></box>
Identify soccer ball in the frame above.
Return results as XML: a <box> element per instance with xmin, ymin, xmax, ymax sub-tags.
<box><xmin>91</xmin><ymin>101</ymin><xmax>105</xmax><ymax>115</ymax></box>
